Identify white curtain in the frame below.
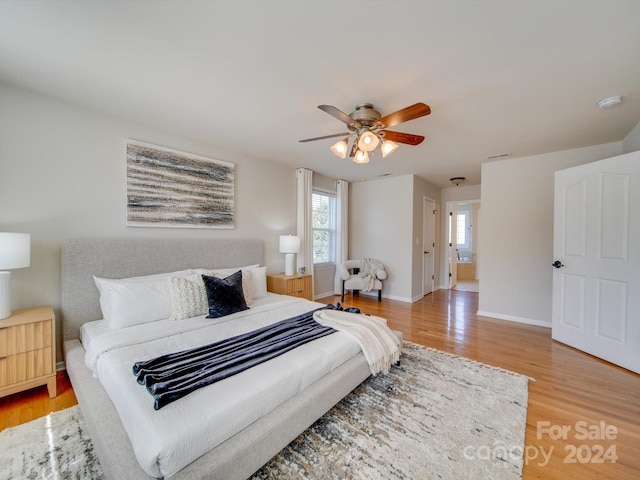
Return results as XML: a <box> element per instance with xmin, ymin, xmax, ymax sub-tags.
<box><xmin>296</xmin><ymin>168</ymin><xmax>314</xmax><ymax>293</ymax></box>
<box><xmin>334</xmin><ymin>179</ymin><xmax>349</xmax><ymax>294</ymax></box>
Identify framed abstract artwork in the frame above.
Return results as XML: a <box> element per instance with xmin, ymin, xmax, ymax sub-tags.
<box><xmin>126</xmin><ymin>140</ymin><xmax>234</xmax><ymax>229</ymax></box>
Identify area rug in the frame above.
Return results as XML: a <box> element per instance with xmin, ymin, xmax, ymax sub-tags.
<box><xmin>0</xmin><ymin>342</ymin><xmax>530</xmax><ymax>480</ymax></box>
<box><xmin>0</xmin><ymin>404</ymin><xmax>102</xmax><ymax>480</ymax></box>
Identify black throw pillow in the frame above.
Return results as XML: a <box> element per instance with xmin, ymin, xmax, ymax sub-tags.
<box><xmin>202</xmin><ymin>270</ymin><xmax>249</xmax><ymax>319</ymax></box>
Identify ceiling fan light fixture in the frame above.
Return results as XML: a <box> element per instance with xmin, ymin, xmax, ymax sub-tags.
<box><xmin>353</xmin><ymin>150</ymin><xmax>370</xmax><ymax>164</ymax></box>
<box><xmin>330</xmin><ymin>139</ymin><xmax>348</xmax><ymax>158</ymax></box>
<box><xmin>381</xmin><ymin>139</ymin><xmax>399</xmax><ymax>158</ymax></box>
<box><xmin>357</xmin><ymin>130</ymin><xmax>380</xmax><ymax>152</ymax></box>
<box><xmin>300</xmin><ymin>101</ymin><xmax>431</xmax><ymax>165</ymax></box>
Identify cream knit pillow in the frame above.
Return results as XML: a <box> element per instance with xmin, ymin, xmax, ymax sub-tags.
<box><xmin>168</xmin><ymin>275</ymin><xmax>208</xmax><ymax>320</ymax></box>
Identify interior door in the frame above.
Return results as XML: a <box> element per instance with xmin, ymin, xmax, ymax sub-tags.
<box><xmin>423</xmin><ymin>198</ymin><xmax>436</xmax><ymax>296</ymax></box>
<box><xmin>449</xmin><ymin>206</ymin><xmax>458</xmax><ymax>289</ymax></box>
<box><xmin>475</xmin><ymin>206</ymin><xmax>481</xmax><ymax>280</ymax></box>
<box><xmin>552</xmin><ymin>150</ymin><xmax>640</xmax><ymax>373</ymax></box>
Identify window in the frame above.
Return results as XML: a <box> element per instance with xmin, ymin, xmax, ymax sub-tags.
<box><xmin>456</xmin><ymin>210</ymin><xmax>471</xmax><ymax>250</ymax></box>
<box><xmin>312</xmin><ymin>190</ymin><xmax>336</xmax><ymax>265</ymax></box>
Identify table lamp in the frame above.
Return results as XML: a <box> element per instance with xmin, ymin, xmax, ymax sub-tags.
<box><xmin>279</xmin><ymin>235</ymin><xmax>300</xmax><ymax>276</ymax></box>
<box><xmin>0</xmin><ymin>232</ymin><xmax>31</xmax><ymax>319</ymax></box>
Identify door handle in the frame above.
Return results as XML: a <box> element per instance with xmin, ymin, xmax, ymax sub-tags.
<box><xmin>552</xmin><ymin>260</ymin><xmax>564</xmax><ymax>269</ymax></box>
<box><xmin>424</xmin><ymin>251</ymin><xmax>430</xmax><ymax>254</ymax></box>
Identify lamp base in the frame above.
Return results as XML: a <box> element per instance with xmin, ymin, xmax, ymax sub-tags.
<box><xmin>0</xmin><ymin>271</ymin><xmax>11</xmax><ymax>320</ymax></box>
<box><xmin>284</xmin><ymin>253</ymin><xmax>296</xmax><ymax>276</ymax></box>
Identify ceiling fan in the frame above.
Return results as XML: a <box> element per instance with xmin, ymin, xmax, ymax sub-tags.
<box><xmin>299</xmin><ymin>102</ymin><xmax>431</xmax><ymax>163</ymax></box>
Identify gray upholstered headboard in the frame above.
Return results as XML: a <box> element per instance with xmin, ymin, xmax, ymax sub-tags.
<box><xmin>61</xmin><ymin>238</ymin><xmax>263</xmax><ymax>341</ymax></box>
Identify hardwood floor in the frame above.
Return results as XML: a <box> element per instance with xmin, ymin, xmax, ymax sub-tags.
<box><xmin>454</xmin><ymin>279</ymin><xmax>479</xmax><ymax>292</ymax></box>
<box><xmin>330</xmin><ymin>290</ymin><xmax>640</xmax><ymax>480</ymax></box>
<box><xmin>1</xmin><ymin>289</ymin><xmax>638</xmax><ymax>479</ymax></box>
<box><xmin>0</xmin><ymin>370</ymin><xmax>77</xmax><ymax>430</ymax></box>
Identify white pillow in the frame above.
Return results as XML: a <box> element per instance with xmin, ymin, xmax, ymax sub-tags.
<box><xmin>251</xmin><ymin>266</ymin><xmax>267</xmax><ymax>299</ymax></box>
<box><xmin>94</xmin><ymin>270</ymin><xmax>192</xmax><ymax>329</ymax></box>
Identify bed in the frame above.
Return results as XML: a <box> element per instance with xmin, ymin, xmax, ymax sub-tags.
<box><xmin>61</xmin><ymin>238</ymin><xmax>400</xmax><ymax>480</ymax></box>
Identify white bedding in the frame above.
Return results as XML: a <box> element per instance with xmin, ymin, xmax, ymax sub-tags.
<box><xmin>81</xmin><ymin>293</ymin><xmax>361</xmax><ymax>478</ymax></box>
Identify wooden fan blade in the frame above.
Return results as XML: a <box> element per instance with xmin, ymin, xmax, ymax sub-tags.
<box><xmin>377</xmin><ymin>103</ymin><xmax>431</xmax><ymax>129</ymax></box>
<box><xmin>382</xmin><ymin>130</ymin><xmax>425</xmax><ymax>146</ymax></box>
<box><xmin>318</xmin><ymin>105</ymin><xmax>361</xmax><ymax>129</ymax></box>
<box><xmin>350</xmin><ymin>142</ymin><xmax>357</xmax><ymax>157</ymax></box>
<box><xmin>299</xmin><ymin>132</ymin><xmax>352</xmax><ymax>143</ymax></box>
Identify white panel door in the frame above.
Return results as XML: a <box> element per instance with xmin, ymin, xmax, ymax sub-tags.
<box><xmin>423</xmin><ymin>198</ymin><xmax>436</xmax><ymax>296</ymax></box>
<box><xmin>449</xmin><ymin>206</ymin><xmax>458</xmax><ymax>289</ymax></box>
<box><xmin>552</xmin><ymin>151</ymin><xmax>640</xmax><ymax>373</ymax></box>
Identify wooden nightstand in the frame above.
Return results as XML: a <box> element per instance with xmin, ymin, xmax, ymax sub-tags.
<box><xmin>0</xmin><ymin>305</ymin><xmax>56</xmax><ymax>399</ymax></box>
<box><xmin>267</xmin><ymin>273</ymin><xmax>312</xmax><ymax>301</ymax></box>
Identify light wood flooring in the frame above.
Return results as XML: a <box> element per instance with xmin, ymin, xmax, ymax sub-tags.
<box><xmin>0</xmin><ymin>370</ymin><xmax>77</xmax><ymax>430</ymax></box>
<box><xmin>453</xmin><ymin>279</ymin><xmax>479</xmax><ymax>292</ymax></box>
<box><xmin>1</xmin><ymin>289</ymin><xmax>638</xmax><ymax>479</ymax></box>
<box><xmin>334</xmin><ymin>290</ymin><xmax>640</xmax><ymax>480</ymax></box>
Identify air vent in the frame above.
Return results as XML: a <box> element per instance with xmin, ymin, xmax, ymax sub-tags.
<box><xmin>487</xmin><ymin>152</ymin><xmax>512</xmax><ymax>159</ymax></box>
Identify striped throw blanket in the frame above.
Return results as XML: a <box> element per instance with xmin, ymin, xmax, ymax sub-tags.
<box><xmin>133</xmin><ymin>304</ymin><xmax>400</xmax><ymax>410</ymax></box>
<box><xmin>133</xmin><ymin>308</ymin><xmax>335</xmax><ymax>410</ymax></box>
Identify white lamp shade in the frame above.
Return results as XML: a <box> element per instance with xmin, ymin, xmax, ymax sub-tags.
<box><xmin>357</xmin><ymin>131</ymin><xmax>380</xmax><ymax>152</ymax></box>
<box><xmin>279</xmin><ymin>235</ymin><xmax>300</xmax><ymax>254</ymax></box>
<box><xmin>0</xmin><ymin>233</ymin><xmax>30</xmax><ymax>270</ymax></box>
<box><xmin>330</xmin><ymin>139</ymin><xmax>348</xmax><ymax>159</ymax></box>
<box><xmin>381</xmin><ymin>140</ymin><xmax>399</xmax><ymax>158</ymax></box>
<box><xmin>353</xmin><ymin>150</ymin><xmax>370</xmax><ymax>164</ymax></box>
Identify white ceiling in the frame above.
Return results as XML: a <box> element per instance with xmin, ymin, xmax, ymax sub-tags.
<box><xmin>1</xmin><ymin>1</ymin><xmax>639</xmax><ymax>187</ymax></box>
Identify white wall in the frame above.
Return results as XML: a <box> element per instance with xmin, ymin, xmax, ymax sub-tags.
<box><xmin>348</xmin><ymin>174</ymin><xmax>440</xmax><ymax>302</ymax></box>
<box><xmin>471</xmin><ymin>203</ymin><xmax>480</xmax><ymax>264</ymax></box>
<box><xmin>0</xmin><ymin>82</ymin><xmax>297</xmax><ymax>360</ymax></box>
<box><xmin>624</xmin><ymin>121</ymin><xmax>640</xmax><ymax>153</ymax></box>
<box><xmin>478</xmin><ymin>142</ymin><xmax>623</xmax><ymax>326</ymax></box>
<box><xmin>350</xmin><ymin>175</ymin><xmax>414</xmax><ymax>301</ymax></box>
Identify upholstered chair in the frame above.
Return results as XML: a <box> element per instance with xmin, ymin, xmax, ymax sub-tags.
<box><xmin>339</xmin><ymin>259</ymin><xmax>386</xmax><ymax>302</ymax></box>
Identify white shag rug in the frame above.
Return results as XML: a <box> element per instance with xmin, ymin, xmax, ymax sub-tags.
<box><xmin>0</xmin><ymin>342</ymin><xmax>530</xmax><ymax>479</ymax></box>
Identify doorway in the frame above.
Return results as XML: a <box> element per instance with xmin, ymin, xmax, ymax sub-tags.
<box><xmin>447</xmin><ymin>200</ymin><xmax>480</xmax><ymax>293</ymax></box>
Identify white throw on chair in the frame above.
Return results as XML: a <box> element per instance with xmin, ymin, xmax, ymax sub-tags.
<box><xmin>339</xmin><ymin>259</ymin><xmax>386</xmax><ymax>302</ymax></box>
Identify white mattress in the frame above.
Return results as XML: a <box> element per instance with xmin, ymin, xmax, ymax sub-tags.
<box><xmin>81</xmin><ymin>294</ymin><xmax>361</xmax><ymax>478</ymax></box>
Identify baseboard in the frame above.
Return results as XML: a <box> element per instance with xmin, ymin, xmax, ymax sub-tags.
<box><xmin>313</xmin><ymin>291</ymin><xmax>336</xmax><ymax>301</ymax></box>
<box><xmin>381</xmin><ymin>293</ymin><xmax>413</xmax><ymax>303</ymax></box>
<box><xmin>415</xmin><ymin>286</ymin><xmax>440</xmax><ymax>302</ymax></box>
<box><xmin>343</xmin><ymin>291</ymin><xmax>414</xmax><ymax>303</ymax></box>
<box><xmin>476</xmin><ymin>310</ymin><xmax>551</xmax><ymax>328</ymax></box>
<box><xmin>56</xmin><ymin>361</ymin><xmax>66</xmax><ymax>371</ymax></box>
<box><xmin>332</xmin><ymin>291</ymin><xmax>420</xmax><ymax>304</ymax></box>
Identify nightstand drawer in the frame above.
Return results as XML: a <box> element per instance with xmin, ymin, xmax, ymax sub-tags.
<box><xmin>0</xmin><ymin>319</ymin><xmax>52</xmax><ymax>356</ymax></box>
<box><xmin>0</xmin><ymin>347</ymin><xmax>54</xmax><ymax>387</ymax></box>
<box><xmin>267</xmin><ymin>273</ymin><xmax>312</xmax><ymax>301</ymax></box>
<box><xmin>287</xmin><ymin>277</ymin><xmax>311</xmax><ymax>296</ymax></box>
<box><xmin>0</xmin><ymin>306</ymin><xmax>57</xmax><ymax>399</ymax></box>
